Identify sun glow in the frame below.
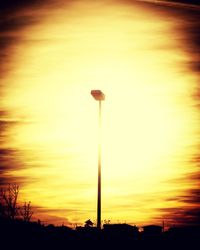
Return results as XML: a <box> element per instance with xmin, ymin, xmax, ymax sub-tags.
<box><xmin>1</xmin><ymin>0</ymin><xmax>199</xmax><ymax>225</ymax></box>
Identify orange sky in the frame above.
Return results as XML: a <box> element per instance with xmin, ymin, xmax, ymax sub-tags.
<box><xmin>0</xmin><ymin>0</ymin><xmax>199</xmax><ymax>227</ymax></box>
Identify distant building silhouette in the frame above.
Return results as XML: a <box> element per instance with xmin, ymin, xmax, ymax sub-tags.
<box><xmin>103</xmin><ymin>223</ymin><xmax>139</xmax><ymax>239</ymax></box>
<box><xmin>142</xmin><ymin>225</ymin><xmax>162</xmax><ymax>238</ymax></box>
<box><xmin>167</xmin><ymin>226</ymin><xmax>200</xmax><ymax>240</ymax></box>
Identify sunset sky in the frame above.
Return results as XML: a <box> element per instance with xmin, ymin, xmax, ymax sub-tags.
<box><xmin>0</xmin><ymin>0</ymin><xmax>199</xmax><ymax>227</ymax></box>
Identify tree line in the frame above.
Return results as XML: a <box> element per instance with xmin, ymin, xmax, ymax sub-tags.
<box><xmin>0</xmin><ymin>184</ymin><xmax>33</xmax><ymax>222</ymax></box>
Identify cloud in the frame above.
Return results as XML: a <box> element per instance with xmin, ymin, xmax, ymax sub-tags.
<box><xmin>0</xmin><ymin>0</ymin><xmax>54</xmax><ymax>79</ymax></box>
<box><xmin>165</xmin><ymin>187</ymin><xmax>200</xmax><ymax>204</ymax></box>
<box><xmin>35</xmin><ymin>207</ymin><xmax>77</xmax><ymax>214</ymax></box>
<box><xmin>0</xmin><ymin>15</ymin><xmax>39</xmax><ymax>33</ymax></box>
<box><xmin>180</xmin><ymin>189</ymin><xmax>200</xmax><ymax>204</ymax></box>
<box><xmin>155</xmin><ymin>185</ymin><xmax>200</xmax><ymax>226</ymax></box>
<box><xmin>0</xmin><ymin>175</ymin><xmax>29</xmax><ymax>188</ymax></box>
<box><xmin>156</xmin><ymin>206</ymin><xmax>200</xmax><ymax>226</ymax></box>
<box><xmin>0</xmin><ymin>115</ymin><xmax>32</xmax><ymax>186</ymax></box>
<box><xmin>0</xmin><ymin>112</ymin><xmax>39</xmax><ymax>188</ymax></box>
<box><xmin>0</xmin><ymin>147</ymin><xmax>28</xmax><ymax>187</ymax></box>
<box><xmin>0</xmin><ymin>119</ymin><xmax>18</xmax><ymax>132</ymax></box>
<box><xmin>0</xmin><ymin>116</ymin><xmax>20</xmax><ymax>143</ymax></box>
<box><xmin>32</xmin><ymin>206</ymin><xmax>74</xmax><ymax>226</ymax></box>
<box><xmin>154</xmin><ymin>168</ymin><xmax>200</xmax><ymax>226</ymax></box>
<box><xmin>165</xmin><ymin>169</ymin><xmax>200</xmax><ymax>185</ymax></box>
<box><xmin>0</xmin><ymin>35</ymin><xmax>22</xmax><ymax>79</ymax></box>
<box><xmin>193</xmin><ymin>94</ymin><xmax>200</xmax><ymax>111</ymax></box>
<box><xmin>0</xmin><ymin>112</ymin><xmax>24</xmax><ymax>186</ymax></box>
<box><xmin>0</xmin><ymin>0</ymin><xmax>50</xmax><ymax>12</ymax></box>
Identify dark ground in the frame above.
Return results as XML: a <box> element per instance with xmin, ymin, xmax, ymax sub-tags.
<box><xmin>1</xmin><ymin>218</ymin><xmax>200</xmax><ymax>250</ymax></box>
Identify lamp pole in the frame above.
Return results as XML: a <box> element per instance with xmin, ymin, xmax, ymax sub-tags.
<box><xmin>91</xmin><ymin>90</ymin><xmax>105</xmax><ymax>230</ymax></box>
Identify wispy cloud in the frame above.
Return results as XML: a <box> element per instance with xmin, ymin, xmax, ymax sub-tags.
<box><xmin>156</xmin><ymin>206</ymin><xmax>200</xmax><ymax>226</ymax></box>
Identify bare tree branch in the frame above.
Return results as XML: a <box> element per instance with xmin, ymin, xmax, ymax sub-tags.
<box><xmin>21</xmin><ymin>201</ymin><xmax>33</xmax><ymax>222</ymax></box>
<box><xmin>0</xmin><ymin>184</ymin><xmax>19</xmax><ymax>219</ymax></box>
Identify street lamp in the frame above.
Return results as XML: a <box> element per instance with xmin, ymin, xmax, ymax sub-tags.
<box><xmin>91</xmin><ymin>90</ymin><xmax>105</xmax><ymax>230</ymax></box>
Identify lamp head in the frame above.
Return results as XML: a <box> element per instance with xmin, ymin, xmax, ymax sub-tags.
<box><xmin>91</xmin><ymin>90</ymin><xmax>105</xmax><ymax>101</ymax></box>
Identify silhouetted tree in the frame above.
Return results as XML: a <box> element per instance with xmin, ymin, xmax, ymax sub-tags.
<box><xmin>104</xmin><ymin>219</ymin><xmax>111</xmax><ymax>224</ymax></box>
<box><xmin>20</xmin><ymin>201</ymin><xmax>33</xmax><ymax>222</ymax></box>
<box><xmin>84</xmin><ymin>219</ymin><xmax>94</xmax><ymax>227</ymax></box>
<box><xmin>0</xmin><ymin>184</ymin><xmax>19</xmax><ymax>219</ymax></box>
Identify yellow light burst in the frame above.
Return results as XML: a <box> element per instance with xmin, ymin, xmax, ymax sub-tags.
<box><xmin>1</xmin><ymin>0</ymin><xmax>199</xmax><ymax>225</ymax></box>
